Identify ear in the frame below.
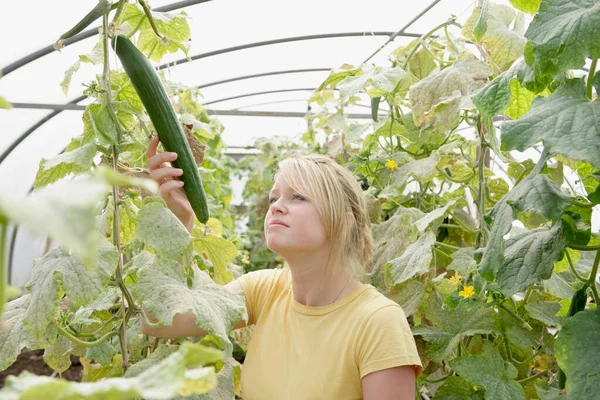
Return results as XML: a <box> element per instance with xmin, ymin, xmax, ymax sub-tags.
<box><xmin>346</xmin><ymin>211</ymin><xmax>355</xmax><ymax>228</ymax></box>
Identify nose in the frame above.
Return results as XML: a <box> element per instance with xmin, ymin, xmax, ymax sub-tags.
<box><xmin>270</xmin><ymin>198</ymin><xmax>286</xmax><ymax>214</ymax></box>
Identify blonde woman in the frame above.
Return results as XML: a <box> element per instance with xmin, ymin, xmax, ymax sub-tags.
<box><xmin>143</xmin><ymin>136</ymin><xmax>423</xmax><ymax>399</ymax></box>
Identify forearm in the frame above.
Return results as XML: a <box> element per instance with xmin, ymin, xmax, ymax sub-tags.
<box><xmin>140</xmin><ymin>307</ymin><xmax>208</xmax><ymax>339</ymax></box>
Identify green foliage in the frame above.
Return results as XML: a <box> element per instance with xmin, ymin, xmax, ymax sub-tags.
<box><xmin>2</xmin><ymin>1</ymin><xmax>599</xmax><ymax>398</ymax></box>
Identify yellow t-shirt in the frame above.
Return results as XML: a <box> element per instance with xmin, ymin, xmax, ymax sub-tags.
<box><xmin>237</xmin><ymin>268</ymin><xmax>422</xmax><ymax>400</ymax></box>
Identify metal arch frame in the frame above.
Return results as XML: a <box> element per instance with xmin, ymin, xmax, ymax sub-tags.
<box><xmin>0</xmin><ymin>0</ymin><xmax>214</xmax><ymax>77</ymax></box>
<box><xmin>0</xmin><ymin>27</ymin><xmax>423</xmax><ymax>166</ymax></box>
<box><xmin>3</xmin><ymin>0</ymin><xmax>447</xmax><ymax>282</ymax></box>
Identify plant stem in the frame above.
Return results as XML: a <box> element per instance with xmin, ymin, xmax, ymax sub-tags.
<box><xmin>401</xmin><ymin>18</ymin><xmax>462</xmax><ymax>70</ymax></box>
<box><xmin>475</xmin><ymin>117</ymin><xmax>487</xmax><ymax>249</ymax></box>
<box><xmin>103</xmin><ymin>14</ymin><xmax>129</xmax><ymax>369</ymax></box>
<box><xmin>504</xmin><ymin>334</ymin><xmax>513</xmax><ymax>362</ymax></box>
<box><xmin>439</xmin><ymin>223</ymin><xmax>462</xmax><ymax>230</ymax></box>
<box><xmin>589</xmin><ymin>250</ymin><xmax>600</xmax><ymax>305</ymax></box>
<box><xmin>498</xmin><ymin>304</ymin><xmax>533</xmax><ymax>331</ymax></box>
<box><xmin>517</xmin><ymin>371</ymin><xmax>548</xmax><ymax>385</ymax></box>
<box><xmin>111</xmin><ymin>0</ymin><xmax>128</xmax><ymax>26</ymax></box>
<box><xmin>569</xmin><ymin>243</ymin><xmax>600</xmax><ymax>251</ymax></box>
<box><xmin>422</xmin><ymin>374</ymin><xmax>450</xmax><ymax>384</ymax></box>
<box><xmin>432</xmin><ymin>246</ymin><xmax>451</xmax><ymax>259</ymax></box>
<box><xmin>572</xmin><ymin>199</ymin><xmax>595</xmax><ymax>208</ymax></box>
<box><xmin>587</xmin><ymin>59</ymin><xmax>598</xmax><ymax>100</ymax></box>
<box><xmin>138</xmin><ymin>0</ymin><xmax>163</xmax><ymax>39</ymax></box>
<box><xmin>513</xmin><ymin>330</ymin><xmax>559</xmax><ymax>365</ymax></box>
<box><xmin>0</xmin><ymin>216</ymin><xmax>6</xmax><ymax>317</ymax></box>
<box><xmin>141</xmin><ymin>307</ymin><xmax>164</xmax><ymax>328</ymax></box>
<box><xmin>57</xmin><ymin>325</ymin><xmax>118</xmax><ymax>348</ymax></box>
<box><xmin>436</xmin><ymin>166</ymin><xmax>475</xmax><ymax>184</ymax></box>
<box><xmin>435</xmin><ymin>241</ymin><xmax>461</xmax><ymax>252</ymax></box>
<box><xmin>565</xmin><ymin>250</ymin><xmax>588</xmax><ymax>283</ymax></box>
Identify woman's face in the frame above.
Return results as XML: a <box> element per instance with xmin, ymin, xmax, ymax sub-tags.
<box><xmin>264</xmin><ymin>176</ymin><xmax>329</xmax><ymax>257</ymax></box>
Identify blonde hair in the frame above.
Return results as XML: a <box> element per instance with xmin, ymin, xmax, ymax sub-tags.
<box><xmin>273</xmin><ymin>154</ymin><xmax>373</xmax><ymax>281</ymax></box>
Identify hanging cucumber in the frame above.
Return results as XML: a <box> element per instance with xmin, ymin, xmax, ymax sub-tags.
<box><xmin>111</xmin><ymin>35</ymin><xmax>210</xmax><ymax>223</ymax></box>
<box><xmin>58</xmin><ymin>0</ymin><xmax>112</xmax><ymax>42</ymax></box>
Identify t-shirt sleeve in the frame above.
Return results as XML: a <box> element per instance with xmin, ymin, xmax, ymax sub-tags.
<box><xmin>356</xmin><ymin>304</ymin><xmax>423</xmax><ymax>379</ymax></box>
<box><xmin>237</xmin><ymin>268</ymin><xmax>281</xmax><ymax>326</ymax></box>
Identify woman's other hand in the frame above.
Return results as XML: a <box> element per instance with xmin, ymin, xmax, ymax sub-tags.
<box><xmin>146</xmin><ymin>136</ymin><xmax>194</xmax><ymax>233</ymax></box>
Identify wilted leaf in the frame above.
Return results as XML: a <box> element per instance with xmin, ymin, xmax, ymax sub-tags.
<box><xmin>135</xmin><ymin>198</ymin><xmax>191</xmax><ymax>259</ymax></box>
<box><xmin>410</xmin><ymin>56</ymin><xmax>491</xmax><ymax>132</ymax></box>
<box><xmin>34</xmin><ymin>144</ymin><xmax>97</xmax><ymax>189</ymax></box>
<box><xmin>385</xmin><ymin>232</ymin><xmax>435</xmax><ymax>287</ymax></box>
<box><xmin>132</xmin><ymin>259</ymin><xmax>247</xmax><ymax>357</ymax></box>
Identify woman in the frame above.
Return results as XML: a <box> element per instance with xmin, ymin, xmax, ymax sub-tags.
<box><xmin>142</xmin><ymin>136</ymin><xmax>423</xmax><ymax>399</ymax></box>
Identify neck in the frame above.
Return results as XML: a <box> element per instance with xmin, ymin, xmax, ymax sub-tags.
<box><xmin>284</xmin><ymin>249</ymin><xmax>359</xmax><ymax>307</ymax></box>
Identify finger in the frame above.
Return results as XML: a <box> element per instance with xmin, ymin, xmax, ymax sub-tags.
<box><xmin>146</xmin><ymin>136</ymin><xmax>160</xmax><ymax>158</ymax></box>
<box><xmin>147</xmin><ymin>151</ymin><xmax>178</xmax><ymax>171</ymax></box>
<box><xmin>159</xmin><ymin>179</ymin><xmax>185</xmax><ymax>198</ymax></box>
<box><xmin>150</xmin><ymin>167</ymin><xmax>183</xmax><ymax>183</ymax></box>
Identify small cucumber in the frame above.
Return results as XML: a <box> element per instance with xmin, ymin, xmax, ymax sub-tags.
<box><xmin>111</xmin><ymin>35</ymin><xmax>210</xmax><ymax>223</ymax></box>
<box><xmin>59</xmin><ymin>0</ymin><xmax>113</xmax><ymax>41</ymax></box>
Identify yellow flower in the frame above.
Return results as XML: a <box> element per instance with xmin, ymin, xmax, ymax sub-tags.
<box><xmin>459</xmin><ymin>285</ymin><xmax>475</xmax><ymax>299</ymax></box>
<box><xmin>241</xmin><ymin>256</ymin><xmax>250</xmax><ymax>265</ymax></box>
<box><xmin>449</xmin><ymin>272</ymin><xmax>463</xmax><ymax>285</ymax></box>
<box><xmin>385</xmin><ymin>159</ymin><xmax>398</xmax><ymax>170</ymax></box>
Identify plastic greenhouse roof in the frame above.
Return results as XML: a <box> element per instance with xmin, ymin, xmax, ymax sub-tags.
<box><xmin>2</xmin><ymin>0</ymin><xmax>531</xmax><ymax>285</ymax></box>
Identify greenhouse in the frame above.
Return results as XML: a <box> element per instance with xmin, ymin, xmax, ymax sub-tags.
<box><xmin>0</xmin><ymin>0</ymin><xmax>599</xmax><ymax>398</ymax></box>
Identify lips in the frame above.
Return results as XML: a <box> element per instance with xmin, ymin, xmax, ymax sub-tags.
<box><xmin>268</xmin><ymin>219</ymin><xmax>289</xmax><ymax>228</ymax></box>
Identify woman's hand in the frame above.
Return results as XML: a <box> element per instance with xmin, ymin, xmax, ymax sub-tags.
<box><xmin>146</xmin><ymin>136</ymin><xmax>194</xmax><ymax>233</ymax></box>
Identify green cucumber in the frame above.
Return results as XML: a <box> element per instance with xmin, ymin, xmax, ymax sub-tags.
<box><xmin>59</xmin><ymin>0</ymin><xmax>113</xmax><ymax>41</ymax></box>
<box><xmin>111</xmin><ymin>35</ymin><xmax>210</xmax><ymax>223</ymax></box>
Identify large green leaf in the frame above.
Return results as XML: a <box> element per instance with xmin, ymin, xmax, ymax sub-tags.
<box><xmin>504</xmin><ymin>79</ymin><xmax>537</xmax><ymax>120</ymax></box>
<box><xmin>132</xmin><ymin>259</ymin><xmax>247</xmax><ymax>357</ymax></box>
<box><xmin>0</xmin><ymin>295</ymin><xmax>43</xmax><ymax>371</ymax></box>
<box><xmin>525</xmin><ymin>0</ymin><xmax>600</xmax><ymax>75</ymax></box>
<box><xmin>0</xmin><ymin>342</ymin><xmax>219</xmax><ymax>399</ymax></box>
<box><xmin>34</xmin><ymin>143</ymin><xmax>97</xmax><ymax>189</ymax></box>
<box><xmin>502</xmin><ymin>79</ymin><xmax>600</xmax><ymax>167</ymax></box>
<box><xmin>194</xmin><ymin>235</ymin><xmax>238</xmax><ymax>285</ymax></box>
<box><xmin>409</xmin><ymin>57</ymin><xmax>491</xmax><ymax>132</ymax></box>
<box><xmin>23</xmin><ymin>243</ymin><xmax>117</xmax><ymax>340</ymax></box>
<box><xmin>385</xmin><ymin>231</ymin><xmax>435</xmax><ymax>287</ymax></box>
<box><xmin>463</xmin><ymin>3</ymin><xmax>526</xmax><ymax>71</ymax></box>
<box><xmin>479</xmin><ymin>173</ymin><xmax>573</xmax><ymax>280</ymax></box>
<box><xmin>510</xmin><ymin>0</ymin><xmax>540</xmax><ymax>14</ymax></box>
<box><xmin>413</xmin><ymin>298</ymin><xmax>495</xmax><ymax>362</ymax></box>
<box><xmin>497</xmin><ymin>220</ymin><xmax>572</xmax><ymax>297</ymax></box>
<box><xmin>0</xmin><ymin>176</ymin><xmax>110</xmax><ymax>268</ymax></box>
<box><xmin>122</xmin><ymin>4</ymin><xmax>191</xmax><ymax>62</ymax></box>
<box><xmin>449</xmin><ymin>341</ymin><xmax>525</xmax><ymax>400</ymax></box>
<box><xmin>555</xmin><ymin>309</ymin><xmax>600</xmax><ymax>398</ymax></box>
<box><xmin>135</xmin><ymin>198</ymin><xmax>191</xmax><ymax>259</ymax></box>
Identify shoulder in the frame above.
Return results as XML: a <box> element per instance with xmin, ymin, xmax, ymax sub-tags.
<box><xmin>357</xmin><ymin>286</ymin><xmax>408</xmax><ymax>322</ymax></box>
<box><xmin>237</xmin><ymin>267</ymin><xmax>290</xmax><ymax>294</ymax></box>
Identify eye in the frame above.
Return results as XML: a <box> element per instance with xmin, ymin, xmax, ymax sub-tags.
<box><xmin>269</xmin><ymin>197</ymin><xmax>278</xmax><ymax>204</ymax></box>
<box><xmin>293</xmin><ymin>194</ymin><xmax>305</xmax><ymax>201</ymax></box>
